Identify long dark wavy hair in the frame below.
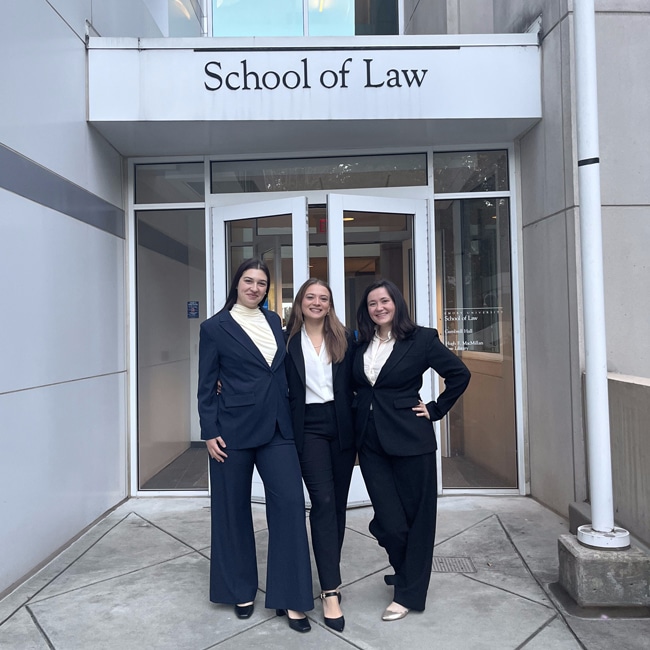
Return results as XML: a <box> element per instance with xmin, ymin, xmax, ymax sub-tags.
<box><xmin>221</xmin><ymin>258</ymin><xmax>271</xmax><ymax>312</ymax></box>
<box><xmin>286</xmin><ymin>279</ymin><xmax>348</xmax><ymax>364</ymax></box>
<box><xmin>356</xmin><ymin>279</ymin><xmax>417</xmax><ymax>343</ymax></box>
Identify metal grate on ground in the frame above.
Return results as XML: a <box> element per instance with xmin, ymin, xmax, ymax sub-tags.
<box><xmin>431</xmin><ymin>556</ymin><xmax>477</xmax><ymax>573</ymax></box>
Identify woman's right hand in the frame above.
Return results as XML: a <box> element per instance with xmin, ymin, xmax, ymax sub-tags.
<box><xmin>206</xmin><ymin>436</ymin><xmax>228</xmax><ymax>462</ymax></box>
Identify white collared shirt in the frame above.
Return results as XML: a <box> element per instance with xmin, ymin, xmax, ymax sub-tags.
<box><xmin>363</xmin><ymin>330</ymin><xmax>395</xmax><ymax>386</ymax></box>
<box><xmin>301</xmin><ymin>327</ymin><xmax>334</xmax><ymax>404</ymax></box>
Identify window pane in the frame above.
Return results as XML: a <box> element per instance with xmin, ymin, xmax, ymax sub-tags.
<box><xmin>135</xmin><ymin>163</ymin><xmax>205</xmax><ymax>204</ymax></box>
<box><xmin>342</xmin><ymin>210</ymin><xmax>414</xmax><ymax>328</ymax></box>
<box><xmin>433</xmin><ymin>150</ymin><xmax>509</xmax><ymax>194</ymax></box>
<box><xmin>439</xmin><ymin>199</ymin><xmax>508</xmax><ymax>354</ymax></box>
<box><xmin>226</xmin><ymin>215</ymin><xmax>294</xmax><ymax>322</ymax></box>
<box><xmin>136</xmin><ymin>209</ymin><xmax>207</xmax><ymax>490</ymax></box>
<box><xmin>309</xmin><ymin>0</ymin><xmax>355</xmax><ymax>36</ymax></box>
<box><xmin>435</xmin><ymin>197</ymin><xmax>517</xmax><ymax>489</ymax></box>
<box><xmin>213</xmin><ymin>0</ymin><xmax>303</xmax><ymax>37</ymax></box>
<box><xmin>355</xmin><ymin>0</ymin><xmax>398</xmax><ymax>35</ymax></box>
<box><xmin>308</xmin><ymin>205</ymin><xmax>328</xmax><ymax>284</ymax></box>
<box><xmin>211</xmin><ymin>154</ymin><xmax>427</xmax><ymax>194</ymax></box>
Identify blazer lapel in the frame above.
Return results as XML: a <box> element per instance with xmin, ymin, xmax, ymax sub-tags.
<box><xmin>355</xmin><ymin>341</ymin><xmax>373</xmax><ymax>386</ymax></box>
<box><xmin>288</xmin><ymin>333</ymin><xmax>306</xmax><ymax>387</ymax></box>
<box><xmin>375</xmin><ymin>338</ymin><xmax>414</xmax><ymax>385</ymax></box>
<box><xmin>219</xmin><ymin>311</ymin><xmax>270</xmax><ymax>368</ymax></box>
<box><xmin>263</xmin><ymin>309</ymin><xmax>286</xmax><ymax>372</ymax></box>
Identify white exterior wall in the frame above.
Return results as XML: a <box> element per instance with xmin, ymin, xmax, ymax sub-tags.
<box><xmin>0</xmin><ymin>0</ymin><xmax>128</xmax><ymax>594</ymax></box>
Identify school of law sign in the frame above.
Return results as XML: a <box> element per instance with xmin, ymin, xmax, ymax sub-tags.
<box><xmin>87</xmin><ymin>35</ymin><xmax>541</xmax><ymax>155</ymax></box>
<box><xmin>204</xmin><ymin>56</ymin><xmax>429</xmax><ymax>92</ymax></box>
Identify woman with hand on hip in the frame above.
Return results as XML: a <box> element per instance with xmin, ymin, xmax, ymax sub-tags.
<box><xmin>197</xmin><ymin>258</ymin><xmax>313</xmax><ymax>633</ymax></box>
<box><xmin>285</xmin><ymin>279</ymin><xmax>357</xmax><ymax>633</ymax></box>
<box><xmin>354</xmin><ymin>279</ymin><xmax>470</xmax><ymax>622</ymax></box>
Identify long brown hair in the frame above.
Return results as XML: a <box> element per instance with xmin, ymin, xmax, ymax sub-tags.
<box><xmin>286</xmin><ymin>279</ymin><xmax>348</xmax><ymax>364</ymax></box>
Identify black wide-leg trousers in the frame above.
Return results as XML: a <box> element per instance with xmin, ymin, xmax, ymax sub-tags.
<box><xmin>358</xmin><ymin>414</ymin><xmax>437</xmax><ymax>611</ymax></box>
<box><xmin>298</xmin><ymin>402</ymin><xmax>356</xmax><ymax>591</ymax></box>
<box><xmin>208</xmin><ymin>430</ymin><xmax>313</xmax><ymax>612</ymax></box>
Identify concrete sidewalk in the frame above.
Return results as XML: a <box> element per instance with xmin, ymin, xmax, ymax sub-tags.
<box><xmin>1</xmin><ymin>496</ymin><xmax>649</xmax><ymax>649</ymax></box>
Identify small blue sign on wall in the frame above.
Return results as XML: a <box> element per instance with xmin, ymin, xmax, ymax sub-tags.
<box><xmin>187</xmin><ymin>301</ymin><xmax>200</xmax><ymax>319</ymax></box>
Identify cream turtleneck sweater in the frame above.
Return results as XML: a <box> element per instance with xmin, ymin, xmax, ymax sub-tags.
<box><xmin>230</xmin><ymin>303</ymin><xmax>277</xmax><ymax>366</ymax></box>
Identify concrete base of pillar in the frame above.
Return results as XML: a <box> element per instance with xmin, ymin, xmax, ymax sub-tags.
<box><xmin>558</xmin><ymin>533</ymin><xmax>650</xmax><ymax>607</ymax></box>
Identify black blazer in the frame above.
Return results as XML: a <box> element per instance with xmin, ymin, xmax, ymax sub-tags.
<box><xmin>285</xmin><ymin>331</ymin><xmax>356</xmax><ymax>454</ymax></box>
<box><xmin>353</xmin><ymin>326</ymin><xmax>470</xmax><ymax>457</ymax></box>
<box><xmin>197</xmin><ymin>308</ymin><xmax>293</xmax><ymax>448</ymax></box>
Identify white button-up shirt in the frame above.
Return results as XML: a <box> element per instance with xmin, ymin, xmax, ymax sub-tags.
<box><xmin>363</xmin><ymin>331</ymin><xmax>395</xmax><ymax>386</ymax></box>
<box><xmin>301</xmin><ymin>327</ymin><xmax>334</xmax><ymax>404</ymax></box>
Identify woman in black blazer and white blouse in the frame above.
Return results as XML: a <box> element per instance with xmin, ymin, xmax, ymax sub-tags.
<box><xmin>354</xmin><ymin>279</ymin><xmax>470</xmax><ymax>622</ymax></box>
<box><xmin>285</xmin><ymin>279</ymin><xmax>357</xmax><ymax>633</ymax></box>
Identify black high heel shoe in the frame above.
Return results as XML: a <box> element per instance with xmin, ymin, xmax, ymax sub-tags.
<box><xmin>276</xmin><ymin>609</ymin><xmax>311</xmax><ymax>633</ymax></box>
<box><xmin>234</xmin><ymin>602</ymin><xmax>254</xmax><ymax>619</ymax></box>
<box><xmin>320</xmin><ymin>591</ymin><xmax>345</xmax><ymax>632</ymax></box>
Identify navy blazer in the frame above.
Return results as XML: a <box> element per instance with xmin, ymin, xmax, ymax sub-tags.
<box><xmin>285</xmin><ymin>331</ymin><xmax>356</xmax><ymax>454</ymax></box>
<box><xmin>353</xmin><ymin>326</ymin><xmax>470</xmax><ymax>457</ymax></box>
<box><xmin>197</xmin><ymin>308</ymin><xmax>294</xmax><ymax>448</ymax></box>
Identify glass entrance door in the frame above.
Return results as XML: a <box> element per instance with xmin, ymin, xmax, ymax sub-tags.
<box><xmin>212</xmin><ymin>197</ymin><xmax>310</xmax><ymax>500</ymax></box>
<box><xmin>326</xmin><ymin>194</ymin><xmax>432</xmax><ymax>501</ymax></box>
<box><xmin>212</xmin><ymin>197</ymin><xmax>310</xmax><ymax>313</ymax></box>
<box><xmin>212</xmin><ymin>193</ymin><xmax>431</xmax><ymax>505</ymax></box>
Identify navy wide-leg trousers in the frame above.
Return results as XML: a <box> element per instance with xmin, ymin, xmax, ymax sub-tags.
<box><xmin>208</xmin><ymin>431</ymin><xmax>313</xmax><ymax>612</ymax></box>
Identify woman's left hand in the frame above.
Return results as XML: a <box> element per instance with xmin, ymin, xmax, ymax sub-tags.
<box><xmin>413</xmin><ymin>400</ymin><xmax>431</xmax><ymax>420</ymax></box>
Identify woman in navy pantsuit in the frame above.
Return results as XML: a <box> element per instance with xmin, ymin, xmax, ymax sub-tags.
<box><xmin>197</xmin><ymin>258</ymin><xmax>313</xmax><ymax>633</ymax></box>
<box><xmin>285</xmin><ymin>279</ymin><xmax>356</xmax><ymax>633</ymax></box>
<box><xmin>354</xmin><ymin>280</ymin><xmax>470</xmax><ymax>621</ymax></box>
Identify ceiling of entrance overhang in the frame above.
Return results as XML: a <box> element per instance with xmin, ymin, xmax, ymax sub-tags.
<box><xmin>89</xmin><ymin>117</ymin><xmax>539</xmax><ymax>158</ymax></box>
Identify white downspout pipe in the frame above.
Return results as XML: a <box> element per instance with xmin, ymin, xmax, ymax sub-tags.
<box><xmin>573</xmin><ymin>0</ymin><xmax>629</xmax><ymax>549</ymax></box>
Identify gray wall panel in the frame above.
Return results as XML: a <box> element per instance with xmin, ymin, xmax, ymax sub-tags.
<box><xmin>610</xmin><ymin>377</ymin><xmax>650</xmax><ymax>545</ymax></box>
<box><xmin>523</xmin><ymin>213</ymin><xmax>582</xmax><ymax>512</ymax></box>
<box><xmin>0</xmin><ymin>144</ymin><xmax>124</xmax><ymax>238</ymax></box>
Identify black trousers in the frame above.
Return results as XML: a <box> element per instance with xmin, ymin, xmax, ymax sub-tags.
<box><xmin>298</xmin><ymin>402</ymin><xmax>356</xmax><ymax>591</ymax></box>
<box><xmin>208</xmin><ymin>430</ymin><xmax>313</xmax><ymax>612</ymax></box>
<box><xmin>358</xmin><ymin>414</ymin><xmax>437</xmax><ymax>611</ymax></box>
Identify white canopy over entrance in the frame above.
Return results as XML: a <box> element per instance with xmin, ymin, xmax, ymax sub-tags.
<box><xmin>87</xmin><ymin>34</ymin><xmax>541</xmax><ymax>156</ymax></box>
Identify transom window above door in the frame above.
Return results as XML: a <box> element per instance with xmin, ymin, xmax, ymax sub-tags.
<box><xmin>212</xmin><ymin>0</ymin><xmax>399</xmax><ymax>37</ymax></box>
<box><xmin>211</xmin><ymin>153</ymin><xmax>426</xmax><ymax>194</ymax></box>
